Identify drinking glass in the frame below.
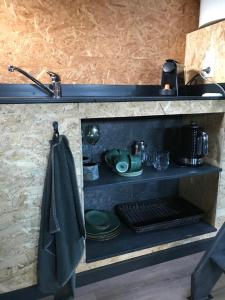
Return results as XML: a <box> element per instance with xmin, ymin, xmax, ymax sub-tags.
<box><xmin>153</xmin><ymin>151</ymin><xmax>170</xmax><ymax>171</ymax></box>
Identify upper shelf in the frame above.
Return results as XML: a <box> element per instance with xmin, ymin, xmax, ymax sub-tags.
<box><xmin>0</xmin><ymin>83</ymin><xmax>225</xmax><ymax>104</ymax></box>
<box><xmin>84</xmin><ymin>164</ymin><xmax>222</xmax><ymax>190</ymax></box>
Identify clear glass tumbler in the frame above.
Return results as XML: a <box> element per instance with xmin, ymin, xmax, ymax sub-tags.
<box><xmin>153</xmin><ymin>151</ymin><xmax>170</xmax><ymax>171</ymax></box>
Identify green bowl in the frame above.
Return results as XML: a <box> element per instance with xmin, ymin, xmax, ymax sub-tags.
<box><xmin>105</xmin><ymin>149</ymin><xmax>129</xmax><ymax>168</ymax></box>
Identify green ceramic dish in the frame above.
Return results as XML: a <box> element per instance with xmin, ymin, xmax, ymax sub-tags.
<box><xmin>85</xmin><ymin>211</ymin><xmax>120</xmax><ymax>235</ymax></box>
<box><xmin>87</xmin><ymin>226</ymin><xmax>120</xmax><ymax>237</ymax></box>
<box><xmin>86</xmin><ymin>224</ymin><xmax>120</xmax><ymax>237</ymax></box>
<box><xmin>116</xmin><ymin>169</ymin><xmax>143</xmax><ymax>177</ymax></box>
<box><xmin>114</xmin><ymin>154</ymin><xmax>129</xmax><ymax>173</ymax></box>
<box><xmin>105</xmin><ymin>149</ymin><xmax>129</xmax><ymax>168</ymax></box>
<box><xmin>85</xmin><ymin>210</ymin><xmax>111</xmax><ymax>230</ymax></box>
<box><xmin>87</xmin><ymin>228</ymin><xmax>121</xmax><ymax>241</ymax></box>
<box><xmin>129</xmin><ymin>154</ymin><xmax>142</xmax><ymax>172</ymax></box>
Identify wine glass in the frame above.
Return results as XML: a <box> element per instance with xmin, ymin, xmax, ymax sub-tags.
<box><xmin>153</xmin><ymin>151</ymin><xmax>170</xmax><ymax>171</ymax></box>
<box><xmin>84</xmin><ymin>125</ymin><xmax>100</xmax><ymax>162</ymax></box>
<box><xmin>84</xmin><ymin>125</ymin><xmax>100</xmax><ymax>145</ymax></box>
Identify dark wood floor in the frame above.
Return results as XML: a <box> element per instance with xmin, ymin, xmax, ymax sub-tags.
<box><xmin>42</xmin><ymin>253</ymin><xmax>225</xmax><ymax>300</ymax></box>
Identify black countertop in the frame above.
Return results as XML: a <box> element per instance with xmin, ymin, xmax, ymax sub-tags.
<box><xmin>0</xmin><ymin>83</ymin><xmax>224</xmax><ymax>104</ymax></box>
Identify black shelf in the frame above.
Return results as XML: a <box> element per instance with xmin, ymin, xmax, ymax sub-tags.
<box><xmin>86</xmin><ymin>221</ymin><xmax>216</xmax><ymax>262</ymax></box>
<box><xmin>84</xmin><ymin>164</ymin><xmax>222</xmax><ymax>190</ymax></box>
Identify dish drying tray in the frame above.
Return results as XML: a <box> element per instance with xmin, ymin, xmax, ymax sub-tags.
<box><xmin>115</xmin><ymin>197</ymin><xmax>204</xmax><ymax>233</ymax></box>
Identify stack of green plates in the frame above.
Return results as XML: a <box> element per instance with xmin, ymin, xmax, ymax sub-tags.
<box><xmin>85</xmin><ymin>210</ymin><xmax>121</xmax><ymax>241</ymax></box>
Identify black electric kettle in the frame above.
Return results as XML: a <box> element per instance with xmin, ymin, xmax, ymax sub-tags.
<box><xmin>179</xmin><ymin>122</ymin><xmax>208</xmax><ymax>166</ymax></box>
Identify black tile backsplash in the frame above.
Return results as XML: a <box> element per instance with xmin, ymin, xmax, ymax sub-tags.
<box><xmin>82</xmin><ymin>115</ymin><xmax>183</xmax><ymax>210</ymax></box>
<box><xmin>84</xmin><ymin>180</ymin><xmax>178</xmax><ymax>211</ymax></box>
<box><xmin>82</xmin><ymin>115</ymin><xmax>183</xmax><ymax>164</ymax></box>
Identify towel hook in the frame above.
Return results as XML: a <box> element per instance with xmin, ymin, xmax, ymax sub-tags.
<box><xmin>52</xmin><ymin>121</ymin><xmax>59</xmax><ymax>142</ymax></box>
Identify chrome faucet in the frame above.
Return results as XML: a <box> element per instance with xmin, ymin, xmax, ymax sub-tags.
<box><xmin>8</xmin><ymin>65</ymin><xmax>62</xmax><ymax>98</ymax></box>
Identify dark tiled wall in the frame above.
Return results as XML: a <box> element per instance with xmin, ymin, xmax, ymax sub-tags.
<box><xmin>82</xmin><ymin>115</ymin><xmax>183</xmax><ymax>210</ymax></box>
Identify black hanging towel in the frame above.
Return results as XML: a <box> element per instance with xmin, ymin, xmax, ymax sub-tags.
<box><xmin>38</xmin><ymin>123</ymin><xmax>85</xmax><ymax>299</ymax></box>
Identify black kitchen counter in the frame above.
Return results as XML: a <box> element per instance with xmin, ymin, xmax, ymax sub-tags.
<box><xmin>0</xmin><ymin>83</ymin><xmax>224</xmax><ymax>104</ymax></box>
<box><xmin>1</xmin><ymin>95</ymin><xmax>224</xmax><ymax>104</ymax></box>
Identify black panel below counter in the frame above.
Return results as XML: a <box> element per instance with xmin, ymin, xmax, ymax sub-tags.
<box><xmin>0</xmin><ymin>83</ymin><xmax>225</xmax><ymax>104</ymax></box>
<box><xmin>86</xmin><ymin>221</ymin><xmax>216</xmax><ymax>262</ymax></box>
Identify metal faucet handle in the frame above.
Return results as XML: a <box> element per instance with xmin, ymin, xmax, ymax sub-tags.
<box><xmin>8</xmin><ymin>65</ymin><xmax>62</xmax><ymax>98</ymax></box>
<box><xmin>8</xmin><ymin>65</ymin><xmax>16</xmax><ymax>72</ymax></box>
<box><xmin>47</xmin><ymin>71</ymin><xmax>61</xmax><ymax>82</ymax></box>
<box><xmin>47</xmin><ymin>71</ymin><xmax>62</xmax><ymax>98</ymax></box>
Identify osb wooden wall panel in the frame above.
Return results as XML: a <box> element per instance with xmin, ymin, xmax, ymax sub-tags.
<box><xmin>0</xmin><ymin>0</ymin><xmax>199</xmax><ymax>84</ymax></box>
<box><xmin>185</xmin><ymin>20</ymin><xmax>225</xmax><ymax>83</ymax></box>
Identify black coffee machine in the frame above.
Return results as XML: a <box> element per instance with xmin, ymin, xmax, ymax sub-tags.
<box><xmin>179</xmin><ymin>122</ymin><xmax>208</xmax><ymax>166</ymax></box>
<box><xmin>159</xmin><ymin>59</ymin><xmax>184</xmax><ymax>96</ymax></box>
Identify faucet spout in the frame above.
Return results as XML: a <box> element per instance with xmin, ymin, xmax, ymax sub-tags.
<box><xmin>47</xmin><ymin>71</ymin><xmax>62</xmax><ymax>98</ymax></box>
<box><xmin>8</xmin><ymin>65</ymin><xmax>62</xmax><ymax>98</ymax></box>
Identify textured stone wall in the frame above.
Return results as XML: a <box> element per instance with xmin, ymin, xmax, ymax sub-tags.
<box><xmin>0</xmin><ymin>0</ymin><xmax>199</xmax><ymax>84</ymax></box>
<box><xmin>185</xmin><ymin>20</ymin><xmax>225</xmax><ymax>83</ymax></box>
<box><xmin>1</xmin><ymin>100</ymin><xmax>225</xmax><ymax>293</ymax></box>
<box><xmin>0</xmin><ymin>104</ymin><xmax>83</xmax><ymax>292</ymax></box>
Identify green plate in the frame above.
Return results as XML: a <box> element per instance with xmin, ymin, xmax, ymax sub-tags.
<box><xmin>87</xmin><ymin>227</ymin><xmax>120</xmax><ymax>238</ymax></box>
<box><xmin>87</xmin><ymin>225</ymin><xmax>120</xmax><ymax>237</ymax></box>
<box><xmin>116</xmin><ymin>169</ymin><xmax>143</xmax><ymax>177</ymax></box>
<box><xmin>85</xmin><ymin>210</ymin><xmax>120</xmax><ymax>235</ymax></box>
<box><xmin>85</xmin><ymin>210</ymin><xmax>111</xmax><ymax>230</ymax></box>
<box><xmin>87</xmin><ymin>228</ymin><xmax>121</xmax><ymax>241</ymax></box>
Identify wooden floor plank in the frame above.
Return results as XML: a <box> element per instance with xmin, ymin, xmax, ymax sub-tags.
<box><xmin>76</xmin><ymin>253</ymin><xmax>225</xmax><ymax>300</ymax></box>
<box><xmin>40</xmin><ymin>253</ymin><xmax>225</xmax><ymax>300</ymax></box>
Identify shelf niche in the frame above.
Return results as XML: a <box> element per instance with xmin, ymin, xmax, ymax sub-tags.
<box><xmin>82</xmin><ymin>113</ymin><xmax>224</xmax><ymax>262</ymax></box>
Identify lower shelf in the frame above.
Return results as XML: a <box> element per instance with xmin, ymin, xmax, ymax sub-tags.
<box><xmin>86</xmin><ymin>221</ymin><xmax>216</xmax><ymax>263</ymax></box>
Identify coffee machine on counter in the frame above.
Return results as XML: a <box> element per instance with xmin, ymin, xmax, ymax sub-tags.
<box><xmin>179</xmin><ymin>122</ymin><xmax>208</xmax><ymax>166</ymax></box>
<box><xmin>159</xmin><ymin>59</ymin><xmax>184</xmax><ymax>96</ymax></box>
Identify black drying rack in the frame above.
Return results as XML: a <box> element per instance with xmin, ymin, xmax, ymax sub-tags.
<box><xmin>115</xmin><ymin>197</ymin><xmax>204</xmax><ymax>233</ymax></box>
